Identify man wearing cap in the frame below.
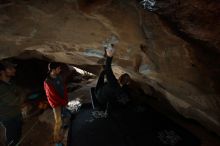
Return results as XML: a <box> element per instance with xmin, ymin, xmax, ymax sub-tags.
<box><xmin>44</xmin><ymin>62</ymin><xmax>68</xmax><ymax>143</ymax></box>
<box><xmin>0</xmin><ymin>61</ymin><xmax>22</xmax><ymax>146</ymax></box>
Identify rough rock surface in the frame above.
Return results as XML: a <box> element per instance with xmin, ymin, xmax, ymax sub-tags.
<box><xmin>155</xmin><ymin>0</ymin><xmax>220</xmax><ymax>51</ymax></box>
<box><xmin>0</xmin><ymin>0</ymin><xmax>219</xmax><ymax>135</ymax></box>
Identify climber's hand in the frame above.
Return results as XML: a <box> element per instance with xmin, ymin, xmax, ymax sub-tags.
<box><xmin>106</xmin><ymin>45</ymin><xmax>115</xmax><ymax>57</ymax></box>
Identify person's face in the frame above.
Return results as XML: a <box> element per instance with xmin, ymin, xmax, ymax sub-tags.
<box><xmin>54</xmin><ymin>66</ymin><xmax>61</xmax><ymax>75</ymax></box>
<box><xmin>5</xmin><ymin>67</ymin><xmax>16</xmax><ymax>77</ymax></box>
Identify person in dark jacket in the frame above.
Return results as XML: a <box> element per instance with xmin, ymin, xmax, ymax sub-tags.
<box><xmin>44</xmin><ymin>62</ymin><xmax>68</xmax><ymax>143</ymax></box>
<box><xmin>0</xmin><ymin>61</ymin><xmax>22</xmax><ymax>146</ymax></box>
<box><xmin>95</xmin><ymin>46</ymin><xmax>131</xmax><ymax>110</ymax></box>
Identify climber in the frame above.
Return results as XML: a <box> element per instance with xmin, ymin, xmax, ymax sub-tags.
<box><xmin>95</xmin><ymin>45</ymin><xmax>132</xmax><ymax>111</ymax></box>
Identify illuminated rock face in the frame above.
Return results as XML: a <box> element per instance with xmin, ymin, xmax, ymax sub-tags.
<box><xmin>0</xmin><ymin>0</ymin><xmax>220</xmax><ymax>135</ymax></box>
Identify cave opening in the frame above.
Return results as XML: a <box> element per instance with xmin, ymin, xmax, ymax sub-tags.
<box><xmin>12</xmin><ymin>58</ymin><xmax>49</xmax><ymax>91</ymax></box>
<box><xmin>3</xmin><ymin>56</ymin><xmax>98</xmax><ymax>92</ymax></box>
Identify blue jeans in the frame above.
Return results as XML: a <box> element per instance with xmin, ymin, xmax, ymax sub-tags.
<box><xmin>1</xmin><ymin>115</ymin><xmax>22</xmax><ymax>146</ymax></box>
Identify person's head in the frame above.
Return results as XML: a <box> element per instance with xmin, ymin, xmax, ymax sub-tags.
<box><xmin>0</xmin><ymin>61</ymin><xmax>17</xmax><ymax>79</ymax></box>
<box><xmin>48</xmin><ymin>62</ymin><xmax>61</xmax><ymax>76</ymax></box>
<box><xmin>118</xmin><ymin>73</ymin><xmax>131</xmax><ymax>86</ymax></box>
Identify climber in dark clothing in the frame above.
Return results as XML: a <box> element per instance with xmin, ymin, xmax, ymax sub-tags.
<box><xmin>95</xmin><ymin>46</ymin><xmax>131</xmax><ymax>110</ymax></box>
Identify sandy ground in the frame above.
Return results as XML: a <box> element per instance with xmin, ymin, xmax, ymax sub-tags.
<box><xmin>21</xmin><ymin>117</ymin><xmax>53</xmax><ymax>146</ymax></box>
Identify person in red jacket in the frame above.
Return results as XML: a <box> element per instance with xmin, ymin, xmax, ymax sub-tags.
<box><xmin>44</xmin><ymin>62</ymin><xmax>68</xmax><ymax>143</ymax></box>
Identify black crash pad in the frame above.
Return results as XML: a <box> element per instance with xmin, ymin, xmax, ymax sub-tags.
<box><xmin>67</xmin><ymin>104</ymin><xmax>200</xmax><ymax>146</ymax></box>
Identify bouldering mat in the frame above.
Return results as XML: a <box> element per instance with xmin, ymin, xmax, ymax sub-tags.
<box><xmin>67</xmin><ymin>104</ymin><xmax>200</xmax><ymax>146</ymax></box>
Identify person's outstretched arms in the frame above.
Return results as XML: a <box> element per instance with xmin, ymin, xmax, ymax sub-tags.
<box><xmin>95</xmin><ymin>70</ymin><xmax>106</xmax><ymax>93</ymax></box>
<box><xmin>104</xmin><ymin>46</ymin><xmax>120</xmax><ymax>88</ymax></box>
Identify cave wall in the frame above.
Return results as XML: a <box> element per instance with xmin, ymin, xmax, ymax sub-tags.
<box><xmin>155</xmin><ymin>0</ymin><xmax>220</xmax><ymax>51</ymax></box>
<box><xmin>153</xmin><ymin>0</ymin><xmax>220</xmax><ymax>93</ymax></box>
<box><xmin>140</xmin><ymin>0</ymin><xmax>220</xmax><ymax>133</ymax></box>
<box><xmin>0</xmin><ymin>0</ymin><xmax>220</xmax><ymax>135</ymax></box>
<box><xmin>140</xmin><ymin>10</ymin><xmax>220</xmax><ymax>134</ymax></box>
